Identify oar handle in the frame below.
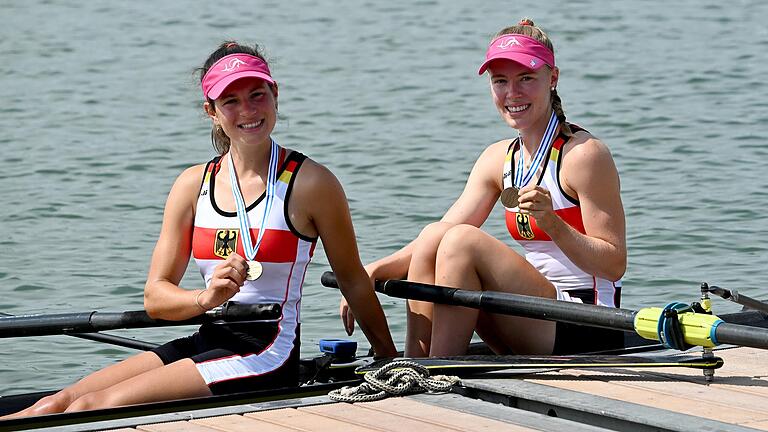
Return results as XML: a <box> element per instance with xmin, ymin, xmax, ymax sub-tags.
<box><xmin>320</xmin><ymin>271</ymin><xmax>386</xmax><ymax>292</ymax></box>
<box><xmin>207</xmin><ymin>301</ymin><xmax>282</xmax><ymax>320</ymax></box>
<box><xmin>0</xmin><ymin>302</ymin><xmax>282</xmax><ymax>338</ymax></box>
<box><xmin>320</xmin><ymin>271</ymin><xmax>341</xmax><ymax>289</ymax></box>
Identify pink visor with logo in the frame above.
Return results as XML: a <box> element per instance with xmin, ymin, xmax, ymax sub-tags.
<box><xmin>478</xmin><ymin>34</ymin><xmax>555</xmax><ymax>75</ymax></box>
<box><xmin>201</xmin><ymin>54</ymin><xmax>275</xmax><ymax>100</ymax></box>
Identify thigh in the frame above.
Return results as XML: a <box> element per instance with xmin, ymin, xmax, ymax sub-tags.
<box><xmin>437</xmin><ymin>225</ymin><xmax>557</xmax><ymax>354</ymax></box>
<box><xmin>67</xmin><ymin>358</ymin><xmax>211</xmax><ymax>411</ymax></box>
<box><xmin>437</xmin><ymin>224</ymin><xmax>556</xmax><ymax>298</ymax></box>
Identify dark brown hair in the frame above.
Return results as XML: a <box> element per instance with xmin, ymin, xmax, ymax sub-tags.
<box><xmin>198</xmin><ymin>41</ymin><xmax>272</xmax><ymax>155</ymax></box>
<box><xmin>495</xmin><ymin>19</ymin><xmax>572</xmax><ymax>136</ymax></box>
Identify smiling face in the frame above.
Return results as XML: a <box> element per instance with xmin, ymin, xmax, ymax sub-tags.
<box><xmin>205</xmin><ymin>77</ymin><xmax>278</xmax><ymax>149</ymax></box>
<box><xmin>488</xmin><ymin>59</ymin><xmax>558</xmax><ymax>134</ymax></box>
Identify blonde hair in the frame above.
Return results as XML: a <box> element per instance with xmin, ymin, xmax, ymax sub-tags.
<box><xmin>495</xmin><ymin>18</ymin><xmax>572</xmax><ymax>137</ymax></box>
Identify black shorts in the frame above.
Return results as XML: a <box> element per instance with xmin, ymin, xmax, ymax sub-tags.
<box><xmin>151</xmin><ymin>322</ymin><xmax>300</xmax><ymax>395</ymax></box>
<box><xmin>551</xmin><ymin>288</ymin><xmax>624</xmax><ymax>355</ymax></box>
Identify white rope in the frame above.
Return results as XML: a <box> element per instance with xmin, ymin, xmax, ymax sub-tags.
<box><xmin>328</xmin><ymin>360</ymin><xmax>461</xmax><ymax>403</ymax></box>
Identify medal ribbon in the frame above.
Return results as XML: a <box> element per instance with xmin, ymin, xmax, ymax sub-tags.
<box><xmin>513</xmin><ymin>110</ymin><xmax>559</xmax><ymax>188</ymax></box>
<box><xmin>227</xmin><ymin>138</ymin><xmax>279</xmax><ymax>262</ymax></box>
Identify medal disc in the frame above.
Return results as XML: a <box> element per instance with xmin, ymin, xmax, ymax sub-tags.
<box><xmin>246</xmin><ymin>260</ymin><xmax>263</xmax><ymax>281</ymax></box>
<box><xmin>500</xmin><ymin>187</ymin><xmax>520</xmax><ymax>208</ymax></box>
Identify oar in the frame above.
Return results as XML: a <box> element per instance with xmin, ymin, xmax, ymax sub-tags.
<box><xmin>320</xmin><ymin>272</ymin><xmax>768</xmax><ymax>351</ymax></box>
<box><xmin>0</xmin><ymin>301</ymin><xmax>281</xmax><ymax>338</ymax></box>
<box><xmin>706</xmin><ymin>285</ymin><xmax>768</xmax><ymax>314</ymax></box>
<box><xmin>0</xmin><ymin>312</ymin><xmax>158</xmax><ymax>350</ymax></box>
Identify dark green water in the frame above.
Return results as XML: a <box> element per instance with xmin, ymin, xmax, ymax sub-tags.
<box><xmin>1</xmin><ymin>0</ymin><xmax>766</xmax><ymax>393</ymax></box>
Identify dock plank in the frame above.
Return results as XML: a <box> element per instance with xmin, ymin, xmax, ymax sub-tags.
<box><xmin>302</xmin><ymin>400</ymin><xmax>533</xmax><ymax>431</ymax></box>
<box><xmin>522</xmin><ymin>346</ymin><xmax>768</xmax><ymax>428</ymax></box>
<box><xmin>247</xmin><ymin>407</ymin><xmax>381</xmax><ymax>431</ymax></box>
<box><xmin>193</xmin><ymin>413</ymin><xmax>299</xmax><ymax>431</ymax></box>
<box><xmin>360</xmin><ymin>397</ymin><xmax>556</xmax><ymax>431</ymax></box>
<box><xmin>137</xmin><ymin>420</ymin><xmax>220</xmax><ymax>431</ymax></box>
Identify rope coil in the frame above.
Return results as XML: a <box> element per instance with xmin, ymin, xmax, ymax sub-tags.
<box><xmin>328</xmin><ymin>360</ymin><xmax>461</xmax><ymax>403</ymax></box>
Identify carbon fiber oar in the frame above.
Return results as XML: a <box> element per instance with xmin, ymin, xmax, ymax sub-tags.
<box><xmin>0</xmin><ymin>302</ymin><xmax>281</xmax><ymax>338</ymax></box>
<box><xmin>321</xmin><ymin>272</ymin><xmax>768</xmax><ymax>350</ymax></box>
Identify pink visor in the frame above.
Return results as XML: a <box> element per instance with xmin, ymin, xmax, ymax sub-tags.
<box><xmin>201</xmin><ymin>54</ymin><xmax>275</xmax><ymax>100</ymax></box>
<box><xmin>478</xmin><ymin>34</ymin><xmax>555</xmax><ymax>75</ymax></box>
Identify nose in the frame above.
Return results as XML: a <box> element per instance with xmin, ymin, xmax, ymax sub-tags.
<box><xmin>241</xmin><ymin>97</ymin><xmax>260</xmax><ymax>113</ymax></box>
<box><xmin>506</xmin><ymin>80</ymin><xmax>523</xmax><ymax>98</ymax></box>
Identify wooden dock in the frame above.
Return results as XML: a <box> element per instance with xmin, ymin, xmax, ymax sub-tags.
<box><xmin>28</xmin><ymin>346</ymin><xmax>768</xmax><ymax>432</ymax></box>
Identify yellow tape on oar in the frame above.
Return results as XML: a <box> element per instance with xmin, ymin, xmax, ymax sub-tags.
<box><xmin>634</xmin><ymin>305</ymin><xmax>724</xmax><ymax>348</ymax></box>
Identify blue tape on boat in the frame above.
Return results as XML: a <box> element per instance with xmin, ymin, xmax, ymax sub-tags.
<box><xmin>319</xmin><ymin>339</ymin><xmax>357</xmax><ymax>357</ymax></box>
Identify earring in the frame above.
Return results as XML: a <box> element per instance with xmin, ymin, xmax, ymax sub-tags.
<box><xmin>550</xmin><ymin>86</ymin><xmax>556</xmax><ymax>91</ymax></box>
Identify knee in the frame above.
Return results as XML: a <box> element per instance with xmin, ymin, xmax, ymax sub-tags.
<box><xmin>412</xmin><ymin>222</ymin><xmax>455</xmax><ymax>260</ymax></box>
<box><xmin>25</xmin><ymin>390</ymin><xmax>75</xmax><ymax>415</ymax></box>
<box><xmin>438</xmin><ymin>224</ymin><xmax>483</xmax><ymax>258</ymax></box>
<box><xmin>65</xmin><ymin>392</ymin><xmax>108</xmax><ymax>413</ymax></box>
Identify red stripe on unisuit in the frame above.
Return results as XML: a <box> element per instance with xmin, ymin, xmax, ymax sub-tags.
<box><xmin>506</xmin><ymin>206</ymin><xmax>586</xmax><ymax>241</ymax></box>
<box><xmin>192</xmin><ymin>227</ymin><xmax>299</xmax><ymax>262</ymax></box>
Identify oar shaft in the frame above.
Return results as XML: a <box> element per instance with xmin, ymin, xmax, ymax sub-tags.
<box><xmin>383</xmin><ymin>280</ymin><xmax>638</xmax><ymax>331</ymax></box>
<box><xmin>715</xmin><ymin>323</ymin><xmax>768</xmax><ymax>349</ymax></box>
<box><xmin>0</xmin><ymin>312</ymin><xmax>158</xmax><ymax>350</ymax></box>
<box><xmin>0</xmin><ymin>302</ymin><xmax>282</xmax><ymax>338</ymax></box>
<box><xmin>322</xmin><ymin>272</ymin><xmax>768</xmax><ymax>350</ymax></box>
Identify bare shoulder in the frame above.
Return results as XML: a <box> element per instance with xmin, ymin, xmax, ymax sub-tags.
<box><xmin>172</xmin><ymin>163</ymin><xmax>207</xmax><ymax>194</ymax></box>
<box><xmin>562</xmin><ymin>130</ymin><xmax>616</xmax><ymax>168</ymax></box>
<box><xmin>560</xmin><ymin>130</ymin><xmax>620</xmax><ymax>196</ymax></box>
<box><xmin>471</xmin><ymin>138</ymin><xmax>516</xmax><ymax>188</ymax></box>
<box><xmin>293</xmin><ymin>156</ymin><xmax>341</xmax><ymax>192</ymax></box>
<box><xmin>162</xmin><ymin>163</ymin><xmax>208</xmax><ymax>213</ymax></box>
<box><xmin>480</xmin><ymin>138</ymin><xmax>516</xmax><ymax>161</ymax></box>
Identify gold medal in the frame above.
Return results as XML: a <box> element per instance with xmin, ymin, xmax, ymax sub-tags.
<box><xmin>500</xmin><ymin>187</ymin><xmax>519</xmax><ymax>208</ymax></box>
<box><xmin>246</xmin><ymin>260</ymin><xmax>263</xmax><ymax>281</ymax></box>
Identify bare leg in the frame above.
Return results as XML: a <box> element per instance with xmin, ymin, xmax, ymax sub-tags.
<box><xmin>405</xmin><ymin>222</ymin><xmax>456</xmax><ymax>357</ymax></box>
<box><xmin>430</xmin><ymin>224</ymin><xmax>557</xmax><ymax>356</ymax></box>
<box><xmin>64</xmin><ymin>358</ymin><xmax>211</xmax><ymax>412</ymax></box>
<box><xmin>2</xmin><ymin>351</ymin><xmax>164</xmax><ymax>419</ymax></box>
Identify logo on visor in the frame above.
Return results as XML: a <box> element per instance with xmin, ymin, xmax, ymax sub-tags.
<box><xmin>530</xmin><ymin>59</ymin><xmax>537</xmax><ymax>67</ymax></box>
<box><xmin>497</xmin><ymin>37</ymin><xmax>522</xmax><ymax>49</ymax></box>
<box><xmin>222</xmin><ymin>58</ymin><xmax>247</xmax><ymax>72</ymax></box>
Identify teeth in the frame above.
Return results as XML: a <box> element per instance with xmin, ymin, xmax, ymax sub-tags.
<box><xmin>507</xmin><ymin>105</ymin><xmax>529</xmax><ymax>113</ymax></box>
<box><xmin>239</xmin><ymin>120</ymin><xmax>263</xmax><ymax>129</ymax></box>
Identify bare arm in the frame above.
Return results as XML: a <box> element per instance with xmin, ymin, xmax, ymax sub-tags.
<box><xmin>520</xmin><ymin>133</ymin><xmax>626</xmax><ymax>281</ymax></box>
<box><xmin>294</xmin><ymin>160</ymin><xmax>397</xmax><ymax>357</ymax></box>
<box><xmin>144</xmin><ymin>165</ymin><xmax>246</xmax><ymax>320</ymax></box>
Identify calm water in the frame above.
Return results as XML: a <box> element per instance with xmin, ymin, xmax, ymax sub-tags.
<box><xmin>1</xmin><ymin>0</ymin><xmax>767</xmax><ymax>393</ymax></box>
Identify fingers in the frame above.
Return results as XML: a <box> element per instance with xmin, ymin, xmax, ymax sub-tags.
<box><xmin>205</xmin><ymin>254</ymin><xmax>249</xmax><ymax>308</ymax></box>
<box><xmin>339</xmin><ymin>298</ymin><xmax>355</xmax><ymax>336</ymax></box>
<box><xmin>517</xmin><ymin>186</ymin><xmax>551</xmax><ymax>214</ymax></box>
<box><xmin>214</xmin><ymin>254</ymin><xmax>248</xmax><ymax>284</ymax></box>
